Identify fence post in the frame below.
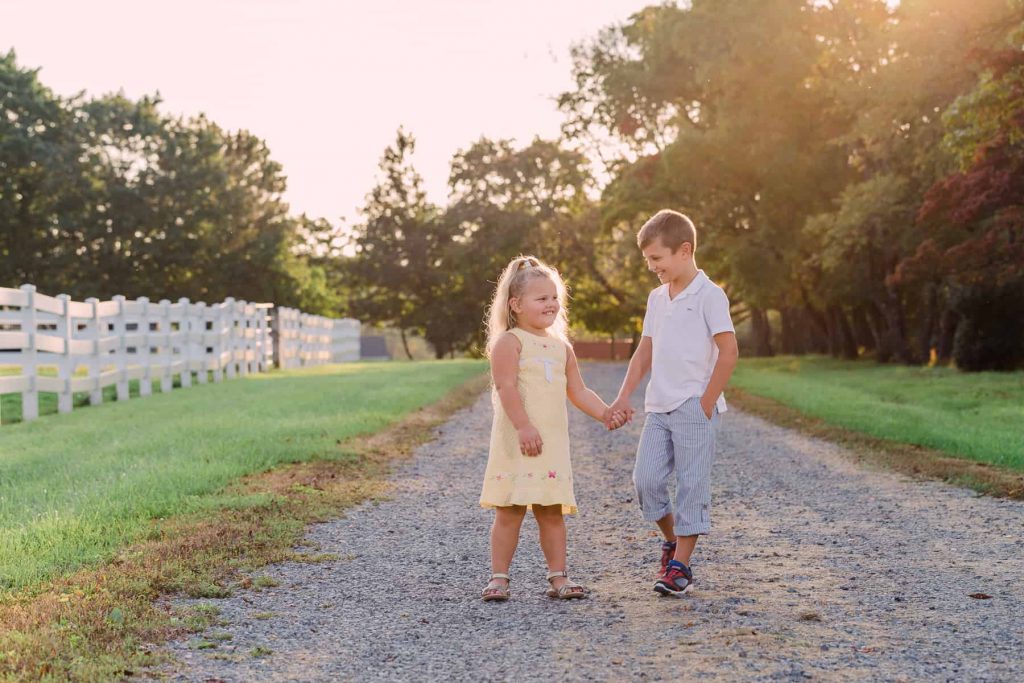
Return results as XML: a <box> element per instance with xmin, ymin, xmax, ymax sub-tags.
<box><xmin>113</xmin><ymin>295</ymin><xmax>129</xmax><ymax>401</ymax></box>
<box><xmin>20</xmin><ymin>284</ymin><xmax>39</xmax><ymax>421</ymax></box>
<box><xmin>237</xmin><ymin>300</ymin><xmax>250</xmax><ymax>377</ymax></box>
<box><xmin>138</xmin><ymin>297</ymin><xmax>152</xmax><ymax>396</ymax></box>
<box><xmin>86</xmin><ymin>297</ymin><xmax>103</xmax><ymax>406</ymax></box>
<box><xmin>196</xmin><ymin>302</ymin><xmax>210</xmax><ymax>384</ymax></box>
<box><xmin>270</xmin><ymin>306</ymin><xmax>281</xmax><ymax>369</ymax></box>
<box><xmin>157</xmin><ymin>299</ymin><xmax>173</xmax><ymax>393</ymax></box>
<box><xmin>178</xmin><ymin>297</ymin><xmax>192</xmax><ymax>388</ymax></box>
<box><xmin>56</xmin><ymin>293</ymin><xmax>73</xmax><ymax>414</ymax></box>
<box><xmin>212</xmin><ymin>300</ymin><xmax>225</xmax><ymax>383</ymax></box>
<box><xmin>248</xmin><ymin>303</ymin><xmax>260</xmax><ymax>374</ymax></box>
<box><xmin>223</xmin><ymin>297</ymin><xmax>237</xmax><ymax>379</ymax></box>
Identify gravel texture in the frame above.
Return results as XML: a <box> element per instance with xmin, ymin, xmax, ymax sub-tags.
<box><xmin>157</xmin><ymin>363</ymin><xmax>1024</xmax><ymax>682</ymax></box>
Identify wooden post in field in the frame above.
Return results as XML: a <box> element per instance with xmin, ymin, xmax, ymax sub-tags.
<box><xmin>211</xmin><ymin>301</ymin><xmax>224</xmax><ymax>383</ymax></box>
<box><xmin>243</xmin><ymin>302</ymin><xmax>254</xmax><ymax>375</ymax></box>
<box><xmin>270</xmin><ymin>306</ymin><xmax>281</xmax><ymax>369</ymax></box>
<box><xmin>237</xmin><ymin>300</ymin><xmax>249</xmax><ymax>377</ymax></box>
<box><xmin>263</xmin><ymin>304</ymin><xmax>273</xmax><ymax>371</ymax></box>
<box><xmin>20</xmin><ymin>284</ymin><xmax>39</xmax><ymax>421</ymax></box>
<box><xmin>158</xmin><ymin>299</ymin><xmax>173</xmax><ymax>393</ymax></box>
<box><xmin>113</xmin><ymin>295</ymin><xmax>129</xmax><ymax>401</ymax></box>
<box><xmin>86</xmin><ymin>297</ymin><xmax>102</xmax><ymax>406</ymax></box>
<box><xmin>224</xmin><ymin>297</ymin><xmax>237</xmax><ymax>380</ymax></box>
<box><xmin>138</xmin><ymin>297</ymin><xmax>152</xmax><ymax>396</ymax></box>
<box><xmin>178</xmin><ymin>297</ymin><xmax>192</xmax><ymax>388</ymax></box>
<box><xmin>196</xmin><ymin>301</ymin><xmax>209</xmax><ymax>384</ymax></box>
<box><xmin>56</xmin><ymin>294</ymin><xmax>73</xmax><ymax>414</ymax></box>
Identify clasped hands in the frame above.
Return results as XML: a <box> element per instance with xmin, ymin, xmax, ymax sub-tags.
<box><xmin>603</xmin><ymin>398</ymin><xmax>634</xmax><ymax>431</ymax></box>
<box><xmin>517</xmin><ymin>397</ymin><xmax>635</xmax><ymax>456</ymax></box>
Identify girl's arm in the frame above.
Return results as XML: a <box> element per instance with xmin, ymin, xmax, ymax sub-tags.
<box><xmin>491</xmin><ymin>333</ymin><xmax>544</xmax><ymax>456</ymax></box>
<box><xmin>564</xmin><ymin>342</ymin><xmax>611</xmax><ymax>422</ymax></box>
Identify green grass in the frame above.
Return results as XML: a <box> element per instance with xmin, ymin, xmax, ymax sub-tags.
<box><xmin>731</xmin><ymin>356</ymin><xmax>1024</xmax><ymax>471</ymax></box>
<box><xmin>0</xmin><ymin>360</ymin><xmax>485</xmax><ymax>590</ymax></box>
<box><xmin>1</xmin><ymin>366</ymin><xmax>180</xmax><ymax>424</ymax></box>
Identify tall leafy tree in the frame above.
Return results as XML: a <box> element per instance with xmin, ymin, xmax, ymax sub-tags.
<box><xmin>345</xmin><ymin>129</ymin><xmax>457</xmax><ymax>357</ymax></box>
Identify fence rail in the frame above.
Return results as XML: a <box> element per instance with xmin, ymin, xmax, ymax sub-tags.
<box><xmin>0</xmin><ymin>284</ymin><xmax>360</xmax><ymax>423</ymax></box>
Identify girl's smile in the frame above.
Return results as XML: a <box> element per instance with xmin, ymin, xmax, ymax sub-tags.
<box><xmin>511</xmin><ymin>277</ymin><xmax>560</xmax><ymax>332</ymax></box>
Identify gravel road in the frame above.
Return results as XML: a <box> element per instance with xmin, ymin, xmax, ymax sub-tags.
<box><xmin>158</xmin><ymin>363</ymin><xmax>1024</xmax><ymax>682</ymax></box>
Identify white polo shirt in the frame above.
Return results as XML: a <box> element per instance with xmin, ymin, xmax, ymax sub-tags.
<box><xmin>641</xmin><ymin>270</ymin><xmax>735</xmax><ymax>414</ymax></box>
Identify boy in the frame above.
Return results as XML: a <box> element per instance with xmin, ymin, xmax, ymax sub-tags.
<box><xmin>606</xmin><ymin>209</ymin><xmax>738</xmax><ymax>596</ymax></box>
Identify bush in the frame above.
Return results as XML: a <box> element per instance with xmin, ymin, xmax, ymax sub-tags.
<box><xmin>951</xmin><ymin>280</ymin><xmax>1024</xmax><ymax>371</ymax></box>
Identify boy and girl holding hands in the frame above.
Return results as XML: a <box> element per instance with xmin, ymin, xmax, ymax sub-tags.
<box><xmin>480</xmin><ymin>209</ymin><xmax>739</xmax><ymax>601</ymax></box>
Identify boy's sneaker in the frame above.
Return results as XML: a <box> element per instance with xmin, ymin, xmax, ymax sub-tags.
<box><xmin>659</xmin><ymin>540</ymin><xmax>677</xmax><ymax>573</ymax></box>
<box><xmin>654</xmin><ymin>559</ymin><xmax>694</xmax><ymax>596</ymax></box>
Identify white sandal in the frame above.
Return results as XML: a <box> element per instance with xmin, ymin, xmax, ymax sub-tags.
<box><xmin>481</xmin><ymin>573</ymin><xmax>511</xmax><ymax>602</ymax></box>
<box><xmin>545</xmin><ymin>570</ymin><xmax>586</xmax><ymax>599</ymax></box>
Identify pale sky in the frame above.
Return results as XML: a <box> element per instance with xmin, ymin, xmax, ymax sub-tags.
<box><xmin>2</xmin><ymin>0</ymin><xmax>656</xmax><ymax>226</ymax></box>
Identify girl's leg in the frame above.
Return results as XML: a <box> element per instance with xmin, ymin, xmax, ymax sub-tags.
<box><xmin>533</xmin><ymin>504</ymin><xmax>569</xmax><ymax>591</ymax></box>
<box><xmin>488</xmin><ymin>505</ymin><xmax>527</xmax><ymax>591</ymax></box>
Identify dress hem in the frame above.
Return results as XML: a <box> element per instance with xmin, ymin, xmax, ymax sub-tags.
<box><xmin>480</xmin><ymin>500</ymin><xmax>578</xmax><ymax>515</ymax></box>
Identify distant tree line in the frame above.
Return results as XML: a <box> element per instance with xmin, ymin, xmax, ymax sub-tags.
<box><xmin>4</xmin><ymin>0</ymin><xmax>1023</xmax><ymax>369</ymax></box>
<box><xmin>0</xmin><ymin>50</ymin><xmax>336</xmax><ymax>313</ymax></box>
<box><xmin>337</xmin><ymin>0</ymin><xmax>1024</xmax><ymax>369</ymax></box>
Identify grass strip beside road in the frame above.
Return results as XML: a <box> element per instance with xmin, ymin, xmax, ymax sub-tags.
<box><xmin>730</xmin><ymin>356</ymin><xmax>1024</xmax><ymax>496</ymax></box>
<box><xmin>0</xmin><ymin>360</ymin><xmax>485</xmax><ymax>590</ymax></box>
<box><xmin>0</xmin><ymin>360</ymin><xmax>488</xmax><ymax>681</ymax></box>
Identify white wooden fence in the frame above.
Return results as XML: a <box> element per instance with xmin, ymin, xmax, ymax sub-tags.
<box><xmin>0</xmin><ymin>284</ymin><xmax>360</xmax><ymax>423</ymax></box>
<box><xmin>273</xmin><ymin>307</ymin><xmax>361</xmax><ymax>369</ymax></box>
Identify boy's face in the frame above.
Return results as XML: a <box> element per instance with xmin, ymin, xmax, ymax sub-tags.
<box><xmin>641</xmin><ymin>237</ymin><xmax>692</xmax><ymax>284</ymax></box>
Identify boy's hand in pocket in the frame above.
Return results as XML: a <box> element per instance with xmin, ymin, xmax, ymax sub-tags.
<box><xmin>700</xmin><ymin>396</ymin><xmax>715</xmax><ymax>420</ymax></box>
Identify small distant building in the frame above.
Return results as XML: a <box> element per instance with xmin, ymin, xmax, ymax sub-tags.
<box><xmin>572</xmin><ymin>339</ymin><xmax>632</xmax><ymax>361</ymax></box>
<box><xmin>360</xmin><ymin>335</ymin><xmax>391</xmax><ymax>361</ymax></box>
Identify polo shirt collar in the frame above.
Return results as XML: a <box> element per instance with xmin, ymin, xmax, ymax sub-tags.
<box><xmin>660</xmin><ymin>270</ymin><xmax>709</xmax><ymax>301</ymax></box>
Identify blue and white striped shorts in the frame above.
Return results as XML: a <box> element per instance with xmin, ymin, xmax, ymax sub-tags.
<box><xmin>632</xmin><ymin>396</ymin><xmax>720</xmax><ymax>537</ymax></box>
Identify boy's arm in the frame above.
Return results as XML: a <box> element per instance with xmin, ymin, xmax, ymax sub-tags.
<box><xmin>607</xmin><ymin>335</ymin><xmax>653</xmax><ymax>423</ymax></box>
<box><xmin>699</xmin><ymin>331</ymin><xmax>739</xmax><ymax>418</ymax></box>
<box><xmin>565</xmin><ymin>343</ymin><xmax>611</xmax><ymax>422</ymax></box>
<box><xmin>491</xmin><ymin>334</ymin><xmax>543</xmax><ymax>456</ymax></box>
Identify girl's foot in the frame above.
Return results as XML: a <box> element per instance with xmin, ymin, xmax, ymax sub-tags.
<box><xmin>481</xmin><ymin>573</ymin><xmax>511</xmax><ymax>602</ymax></box>
<box><xmin>545</xmin><ymin>570</ymin><xmax>586</xmax><ymax>599</ymax></box>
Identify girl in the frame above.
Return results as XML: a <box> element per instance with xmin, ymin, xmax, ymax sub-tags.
<box><xmin>479</xmin><ymin>255</ymin><xmax>625</xmax><ymax>601</ymax></box>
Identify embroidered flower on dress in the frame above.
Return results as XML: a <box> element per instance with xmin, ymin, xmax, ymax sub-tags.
<box><xmin>548</xmin><ymin>471</ymin><xmax>557</xmax><ymax>479</ymax></box>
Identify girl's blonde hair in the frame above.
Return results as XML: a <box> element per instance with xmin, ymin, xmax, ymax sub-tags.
<box><xmin>485</xmin><ymin>255</ymin><xmax>570</xmax><ymax>357</ymax></box>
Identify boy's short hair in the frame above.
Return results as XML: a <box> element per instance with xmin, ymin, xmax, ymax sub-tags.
<box><xmin>637</xmin><ymin>209</ymin><xmax>697</xmax><ymax>253</ymax></box>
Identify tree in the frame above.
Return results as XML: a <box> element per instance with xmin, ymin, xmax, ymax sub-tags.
<box><xmin>345</xmin><ymin>129</ymin><xmax>457</xmax><ymax>358</ymax></box>
<box><xmin>0</xmin><ymin>50</ymin><xmax>89</xmax><ymax>290</ymax></box>
<box><xmin>443</xmin><ymin>136</ymin><xmax>595</xmax><ymax>352</ymax></box>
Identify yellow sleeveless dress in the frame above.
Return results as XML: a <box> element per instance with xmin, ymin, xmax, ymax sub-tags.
<box><xmin>480</xmin><ymin>328</ymin><xmax>577</xmax><ymax>515</ymax></box>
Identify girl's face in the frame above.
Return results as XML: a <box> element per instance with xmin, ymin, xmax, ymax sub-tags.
<box><xmin>511</xmin><ymin>276</ymin><xmax>560</xmax><ymax>331</ymax></box>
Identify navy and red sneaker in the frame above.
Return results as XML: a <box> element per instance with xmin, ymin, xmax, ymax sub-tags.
<box><xmin>659</xmin><ymin>540</ymin><xmax>677</xmax><ymax>573</ymax></box>
<box><xmin>654</xmin><ymin>559</ymin><xmax>694</xmax><ymax>596</ymax></box>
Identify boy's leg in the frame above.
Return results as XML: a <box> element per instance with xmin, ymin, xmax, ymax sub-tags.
<box><xmin>670</xmin><ymin>398</ymin><xmax>719</xmax><ymax>565</ymax></box>
<box><xmin>633</xmin><ymin>412</ymin><xmax>675</xmax><ymax>532</ymax></box>
<box><xmin>655</xmin><ymin>514</ymin><xmax>675</xmax><ymax>542</ymax></box>
<box><xmin>534</xmin><ymin>504</ymin><xmax>569</xmax><ymax>591</ymax></box>
<box><xmin>489</xmin><ymin>505</ymin><xmax>528</xmax><ymax>587</ymax></box>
